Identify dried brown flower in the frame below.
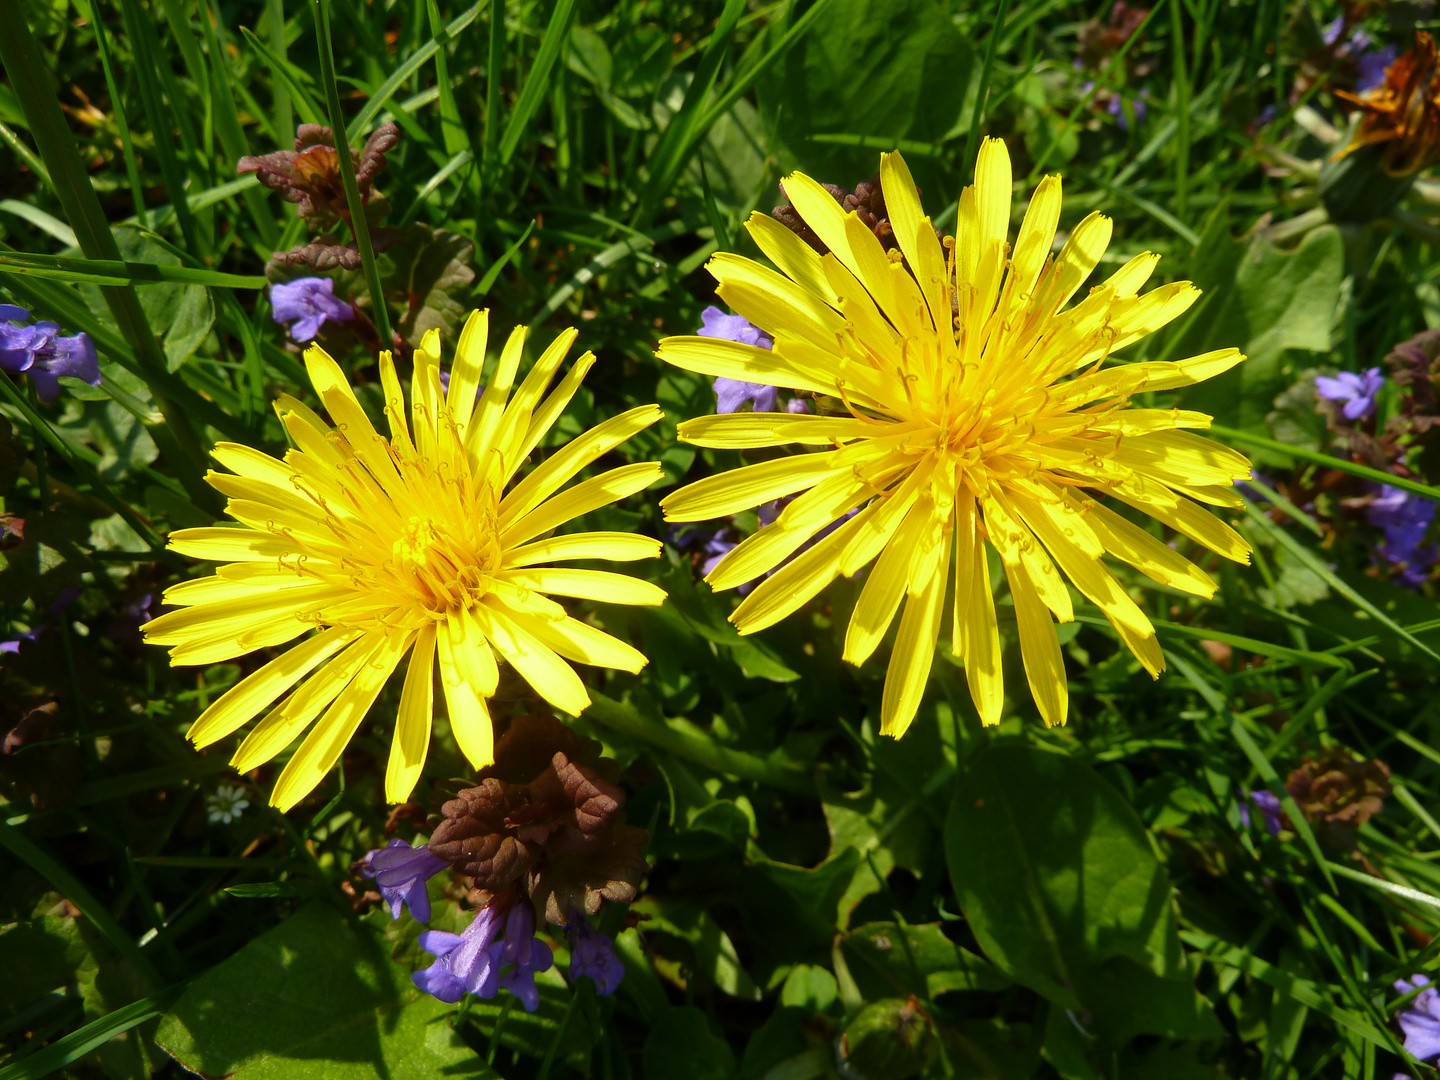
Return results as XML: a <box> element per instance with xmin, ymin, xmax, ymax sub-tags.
<box><xmin>1336</xmin><ymin>32</ymin><xmax>1440</xmax><ymax>176</ymax></box>
<box><xmin>427</xmin><ymin>715</ymin><xmax>648</xmax><ymax>925</ymax></box>
<box><xmin>1286</xmin><ymin>750</ymin><xmax>1392</xmax><ymax>828</ymax></box>
<box><xmin>238</xmin><ymin>122</ymin><xmax>400</xmax><ymax>227</ymax></box>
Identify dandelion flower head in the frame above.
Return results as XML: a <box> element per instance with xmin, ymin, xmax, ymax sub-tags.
<box><xmin>659</xmin><ymin>140</ymin><xmax>1252</xmax><ymax>737</ymax></box>
<box><xmin>144</xmin><ymin>312</ymin><xmax>666</xmax><ymax>810</ymax></box>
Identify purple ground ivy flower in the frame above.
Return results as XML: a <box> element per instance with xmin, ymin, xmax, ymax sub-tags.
<box><xmin>699</xmin><ymin>305</ymin><xmax>779</xmax><ymax>414</ymax></box>
<box><xmin>0</xmin><ymin>306</ymin><xmax>101</xmax><ymax>403</ymax></box>
<box><xmin>360</xmin><ymin>838</ymin><xmax>447</xmax><ymax>922</ymax></box>
<box><xmin>668</xmin><ymin>523</ymin><xmax>742</xmax><ymax>580</ymax></box>
<box><xmin>566</xmin><ymin>914</ymin><xmax>624</xmax><ymax>995</ymax></box>
<box><xmin>1241</xmin><ymin>789</ymin><xmax>1285</xmax><ymax>836</ymax></box>
<box><xmin>1367</xmin><ymin>485</ymin><xmax>1438</xmax><ymax>588</ymax></box>
<box><xmin>1395</xmin><ymin>976</ymin><xmax>1440</xmax><ymax>1062</ymax></box>
<box><xmin>489</xmin><ymin>902</ymin><xmax>554</xmax><ymax>1012</ymax></box>
<box><xmin>1315</xmin><ymin>368</ymin><xmax>1384</xmax><ymax>421</ymax></box>
<box><xmin>270</xmin><ymin>277</ymin><xmax>354</xmax><ymax>342</ymax></box>
<box><xmin>413</xmin><ymin>900</ymin><xmax>554</xmax><ymax>1012</ymax></box>
<box><xmin>413</xmin><ymin>904</ymin><xmax>502</xmax><ymax>1004</ymax></box>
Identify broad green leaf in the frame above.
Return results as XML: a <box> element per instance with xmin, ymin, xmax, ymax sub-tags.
<box><xmin>1166</xmin><ymin>223</ymin><xmax>1344</xmax><ymax>437</ymax></box>
<box><xmin>643</xmin><ymin>1005</ymin><xmax>737</xmax><ymax>1080</ymax></box>
<box><xmin>153</xmin><ymin>903</ymin><xmax>499</xmax><ymax>1079</ymax></box>
<box><xmin>944</xmin><ymin>744</ymin><xmax>1180</xmax><ymax>1009</ymax></box>
<box><xmin>759</xmin><ymin>0</ymin><xmax>973</xmax><ymax>181</ymax></box>
<box><xmin>840</xmin><ymin>921</ymin><xmax>1010</xmax><ymax>1001</ymax></box>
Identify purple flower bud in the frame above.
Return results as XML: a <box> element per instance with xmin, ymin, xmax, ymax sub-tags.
<box><xmin>359</xmin><ymin>838</ymin><xmax>448</xmax><ymax>922</ymax></box>
<box><xmin>1366</xmin><ymin>485</ymin><xmax>1437</xmax><ymax>588</ymax></box>
<box><xmin>786</xmin><ymin>397</ymin><xmax>812</xmax><ymax>414</ymax></box>
<box><xmin>566</xmin><ymin>914</ymin><xmax>624</xmax><ymax>995</ymax></box>
<box><xmin>270</xmin><ymin>277</ymin><xmax>355</xmax><ymax>343</ymax></box>
<box><xmin>0</xmin><ymin>308</ymin><xmax>101</xmax><ymax>403</ymax></box>
<box><xmin>1315</xmin><ymin>368</ymin><xmax>1384</xmax><ymax>421</ymax></box>
<box><xmin>698</xmin><ymin>306</ymin><xmax>780</xmax><ymax>414</ymax></box>
<box><xmin>1395</xmin><ymin>976</ymin><xmax>1440</xmax><ymax>1062</ymax></box>
<box><xmin>413</xmin><ymin>904</ymin><xmax>502</xmax><ymax>1004</ymax></box>
<box><xmin>489</xmin><ymin>903</ymin><xmax>553</xmax><ymax>1013</ymax></box>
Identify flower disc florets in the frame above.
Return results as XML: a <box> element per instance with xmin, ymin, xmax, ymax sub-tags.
<box><xmin>144</xmin><ymin>312</ymin><xmax>667</xmax><ymax>811</ymax></box>
<box><xmin>658</xmin><ymin>140</ymin><xmax>1253</xmax><ymax>737</ymax></box>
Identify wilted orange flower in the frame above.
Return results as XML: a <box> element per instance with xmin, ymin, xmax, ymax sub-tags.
<box><xmin>1336</xmin><ymin>31</ymin><xmax>1440</xmax><ymax>176</ymax></box>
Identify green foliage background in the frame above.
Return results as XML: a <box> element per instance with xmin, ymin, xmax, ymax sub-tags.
<box><xmin>2</xmin><ymin>0</ymin><xmax>1440</xmax><ymax>1078</ymax></box>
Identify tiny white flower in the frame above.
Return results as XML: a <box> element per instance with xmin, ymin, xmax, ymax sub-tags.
<box><xmin>206</xmin><ymin>784</ymin><xmax>250</xmax><ymax>825</ymax></box>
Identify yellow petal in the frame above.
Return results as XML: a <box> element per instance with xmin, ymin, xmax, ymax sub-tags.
<box><xmin>730</xmin><ymin>503</ymin><xmax>874</xmax><ymax>634</ymax></box>
<box><xmin>448</xmin><ymin>309</ymin><xmax>490</xmax><ymax>434</ymax></box>
<box><xmin>231</xmin><ymin>632</ymin><xmax>386</xmax><ymax>773</ymax></box>
<box><xmin>270</xmin><ymin>629</ymin><xmax>408</xmax><ymax>811</ymax></box>
<box><xmin>880</xmin><ymin>151</ymin><xmax>949</xmax><ymax>332</ymax></box>
<box><xmin>710</xmin><ymin>251</ymin><xmax>848</xmax><ymax>346</ymax></box>
<box><xmin>386</xmin><ymin>622</ymin><xmax>436</xmax><ymax>804</ymax></box>
<box><xmin>844</xmin><ymin>492</ymin><xmax>937</xmax><ymax>666</ymax></box>
<box><xmin>1004</xmin><ymin>557</ymin><xmax>1068</xmax><ymax>728</ymax></box>
<box><xmin>661</xmin><ymin>453</ymin><xmax>840</xmax><ymax>523</ymax></box>
<box><xmin>167</xmin><ymin>526</ymin><xmax>298</xmax><ymax>563</ymax></box>
<box><xmin>1009</xmin><ymin>174</ymin><xmax>1062</xmax><ymax>302</ymax></box>
<box><xmin>743</xmin><ymin>211</ymin><xmax>841</xmax><ymax>308</ymax></box>
<box><xmin>466</xmin><ymin>324</ymin><xmax>527</xmax><ymax>468</ymax></box>
<box><xmin>974</xmin><ymin>137</ymin><xmax>1012</xmax><ymax>253</ymax></box>
<box><xmin>959</xmin><ymin>527</ymin><xmax>1003</xmax><ymax>726</ymax></box>
<box><xmin>1074</xmin><ymin>493</ymin><xmax>1218</xmax><ymax>597</ymax></box>
<box><xmin>495</xmin><ymin>597</ymin><xmax>649</xmax><ymax>673</ymax></box>
<box><xmin>677</xmin><ymin>413</ymin><xmax>889</xmax><ymax>450</ymax></box>
<box><xmin>503</xmin><ymin>461</ymin><xmax>665</xmax><ymax>547</ymax></box>
<box><xmin>500</xmin><ymin>404</ymin><xmax>663</xmax><ymax>528</ymax></box>
<box><xmin>473</xmin><ymin>602</ymin><xmax>591</xmax><ymax>715</ymax></box>
<box><xmin>499</xmin><ymin>567</ymin><xmax>666</xmax><ymax>607</ymax></box>
<box><xmin>880</xmin><ymin>525</ymin><xmax>950</xmax><ymax>739</ymax></box>
<box><xmin>187</xmin><ymin>626</ymin><xmax>359</xmax><ymax>748</ymax></box>
<box><xmin>504</xmin><ymin>531</ymin><xmax>661</xmax><ymax>568</ymax></box>
<box><xmin>517</xmin><ymin>346</ymin><xmax>594</xmax><ymax>465</ymax></box>
<box><xmin>434</xmin><ymin>614</ymin><xmax>495</xmax><ymax>768</ymax></box>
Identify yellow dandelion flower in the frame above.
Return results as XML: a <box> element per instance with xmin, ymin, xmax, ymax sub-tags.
<box><xmin>144</xmin><ymin>312</ymin><xmax>665</xmax><ymax>810</ymax></box>
<box><xmin>658</xmin><ymin>140</ymin><xmax>1252</xmax><ymax>737</ymax></box>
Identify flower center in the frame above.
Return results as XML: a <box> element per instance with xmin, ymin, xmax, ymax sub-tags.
<box><xmin>388</xmin><ymin>510</ymin><xmax>501</xmax><ymax>619</ymax></box>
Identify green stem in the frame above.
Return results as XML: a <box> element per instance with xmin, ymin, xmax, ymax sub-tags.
<box><xmin>313</xmin><ymin>0</ymin><xmax>393</xmax><ymax>349</ymax></box>
<box><xmin>584</xmin><ymin>692</ymin><xmax>815</xmax><ymax>795</ymax></box>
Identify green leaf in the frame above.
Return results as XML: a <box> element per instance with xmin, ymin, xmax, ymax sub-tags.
<box><xmin>944</xmin><ymin>744</ymin><xmax>1180</xmax><ymax>1010</ymax></box>
<box><xmin>1167</xmin><ymin>223</ymin><xmax>1344</xmax><ymax>435</ymax></box>
<box><xmin>642</xmin><ymin>1005</ymin><xmax>737</xmax><ymax>1080</ymax></box>
<box><xmin>153</xmin><ymin>903</ymin><xmax>498</xmax><ymax>1079</ymax></box>
<box><xmin>760</xmin><ymin>0</ymin><xmax>973</xmax><ymax>181</ymax></box>
<box><xmin>840</xmin><ymin>921</ymin><xmax>1010</xmax><ymax>1002</ymax></box>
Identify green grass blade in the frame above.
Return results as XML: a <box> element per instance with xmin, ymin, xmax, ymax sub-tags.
<box><xmin>475</xmin><ymin>218</ymin><xmax>534</xmax><ymax>296</ymax></box>
<box><xmin>0</xmin><ymin>120</ymin><xmax>54</xmax><ymax>194</ymax></box>
<box><xmin>498</xmin><ymin>0</ymin><xmax>580</xmax><ymax>166</ymax></box>
<box><xmin>265</xmin><ymin>0</ymin><xmax>294</xmax><ymax>138</ymax></box>
<box><xmin>697</xmin><ymin>0</ymin><xmax>839</xmax><ymax>137</ymax></box>
<box><xmin>423</xmin><ymin>0</ymin><xmax>476</xmax><ymax>172</ymax></box>
<box><xmin>115</xmin><ymin>0</ymin><xmax>203</xmax><ymax>254</ymax></box>
<box><xmin>77</xmin><ymin>0</ymin><xmax>149</xmax><ymax>229</ymax></box>
<box><xmin>0</xmin><ymin>250</ymin><xmax>267</xmax><ymax>288</ymax></box>
<box><xmin>313</xmin><ymin>0</ymin><xmax>392</xmax><ymax>348</ymax></box>
<box><xmin>1243</xmin><ymin>503</ymin><xmax>1440</xmax><ymax>662</ymax></box>
<box><xmin>0</xmin><ymin>200</ymin><xmax>77</xmax><ymax>246</ymax></box>
<box><xmin>482</xmin><ymin>0</ymin><xmax>504</xmax><ymax>187</ymax></box>
<box><xmin>0</xmin><ymin>988</ymin><xmax>183</xmax><ymax>1080</ymax></box>
<box><xmin>0</xmin><ymin>4</ymin><xmax>212</xmax><ymax>493</ymax></box>
<box><xmin>962</xmin><ymin>0</ymin><xmax>1012</xmax><ymax>176</ymax></box>
<box><xmin>1212</xmin><ymin>423</ymin><xmax>1440</xmax><ymax>502</ymax></box>
<box><xmin>345</xmin><ymin>1</ymin><xmax>486</xmax><ymax>141</ymax></box>
<box><xmin>636</xmin><ymin>0</ymin><xmax>747</xmax><ymax>223</ymax></box>
<box><xmin>197</xmin><ymin>0</ymin><xmax>282</xmax><ymax>247</ymax></box>
<box><xmin>0</xmin><ymin>820</ymin><xmax>164</xmax><ymax>990</ymax></box>
<box><xmin>399</xmin><ymin>148</ymin><xmax>473</xmax><ymax>225</ymax></box>
<box><xmin>238</xmin><ymin>26</ymin><xmax>326</xmax><ymax>126</ymax></box>
<box><xmin>1168</xmin><ymin>651</ymin><xmax>1337</xmax><ymax>891</ymax></box>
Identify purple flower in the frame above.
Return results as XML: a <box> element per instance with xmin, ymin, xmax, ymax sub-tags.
<box><xmin>413</xmin><ymin>900</ymin><xmax>554</xmax><ymax>1012</ymax></box>
<box><xmin>1242</xmin><ymin>789</ymin><xmax>1285</xmax><ymax>836</ymax></box>
<box><xmin>2</xmin><ymin>587</ymin><xmax>83</xmax><ymax>654</ymax></box>
<box><xmin>1358</xmin><ymin>44</ymin><xmax>1397</xmax><ymax>93</ymax></box>
<box><xmin>413</xmin><ymin>904</ymin><xmax>502</xmax><ymax>1004</ymax></box>
<box><xmin>0</xmin><ymin>627</ymin><xmax>41</xmax><ymax>654</ymax></box>
<box><xmin>489</xmin><ymin>902</ymin><xmax>554</xmax><ymax>1013</ymax></box>
<box><xmin>698</xmin><ymin>306</ymin><xmax>779</xmax><ymax>414</ymax></box>
<box><xmin>786</xmin><ymin>397</ymin><xmax>812</xmax><ymax>414</ymax></box>
<box><xmin>668</xmin><ymin>523</ymin><xmax>741</xmax><ymax>579</ymax></box>
<box><xmin>1367</xmin><ymin>485</ymin><xmax>1437</xmax><ymax>588</ymax></box>
<box><xmin>1315</xmin><ymin>368</ymin><xmax>1384</xmax><ymax>421</ymax></box>
<box><xmin>359</xmin><ymin>838</ymin><xmax>447</xmax><ymax>922</ymax></box>
<box><xmin>566</xmin><ymin>914</ymin><xmax>624</xmax><ymax>995</ymax></box>
<box><xmin>270</xmin><ymin>277</ymin><xmax>354</xmax><ymax>343</ymax></box>
<box><xmin>0</xmin><ymin>307</ymin><xmax>101</xmax><ymax>403</ymax></box>
<box><xmin>1394</xmin><ymin>976</ymin><xmax>1440</xmax><ymax>1062</ymax></box>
